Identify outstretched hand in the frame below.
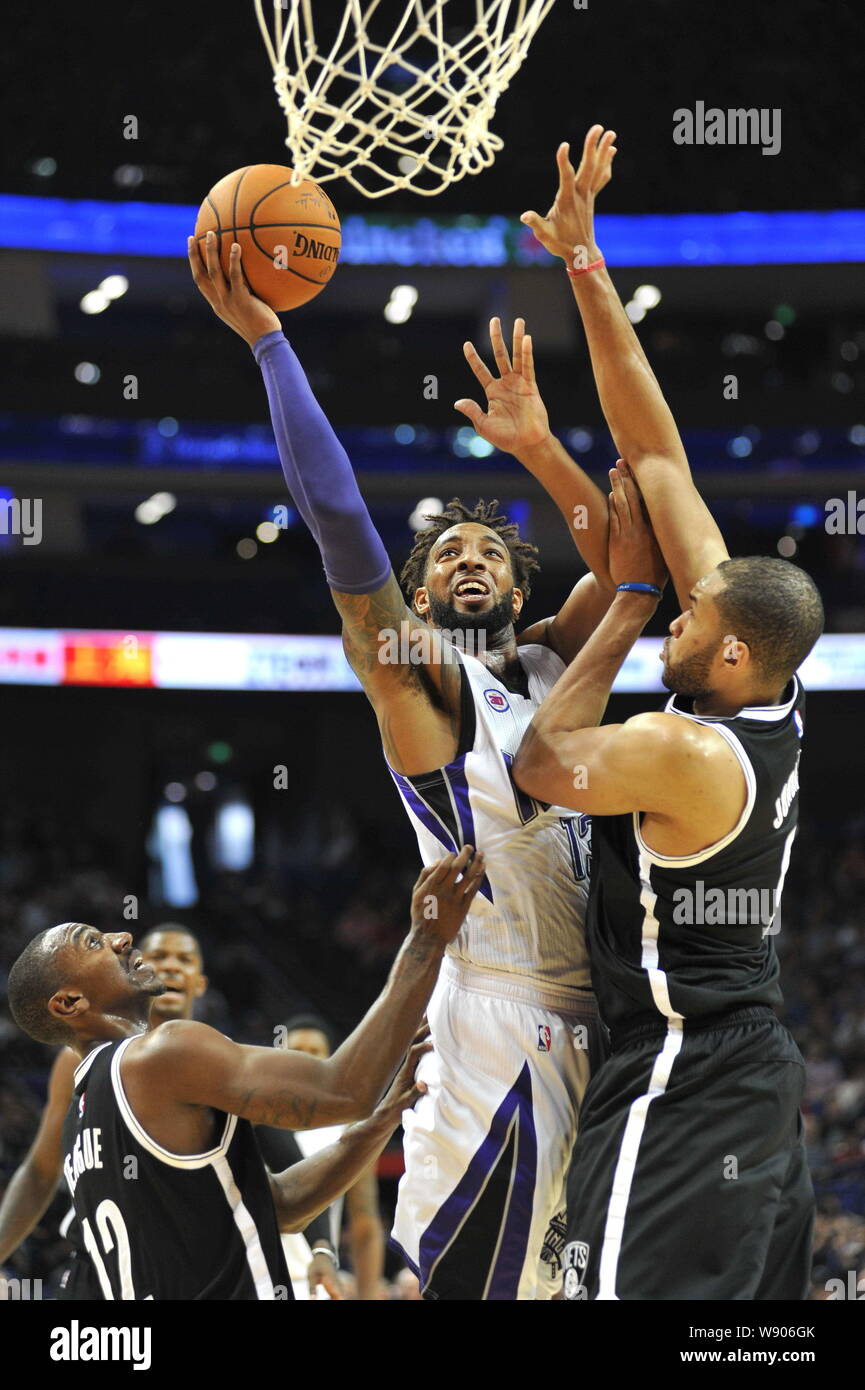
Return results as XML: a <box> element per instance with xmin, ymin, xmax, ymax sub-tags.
<box><xmin>454</xmin><ymin>317</ymin><xmax>551</xmax><ymax>457</ymax></box>
<box><xmin>188</xmin><ymin>232</ymin><xmax>282</xmax><ymax>348</ymax></box>
<box><xmin>520</xmin><ymin>125</ymin><xmax>617</xmax><ymax>266</ymax></box>
<box><xmin>376</xmin><ymin>1023</ymin><xmax>433</xmax><ymax>1124</ymax></box>
<box><xmin>410</xmin><ymin>845</ymin><xmax>486</xmax><ymax>946</ymax></box>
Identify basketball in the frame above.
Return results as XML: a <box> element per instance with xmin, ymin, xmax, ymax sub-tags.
<box><xmin>194</xmin><ymin>164</ymin><xmax>341</xmax><ymax>311</ymax></box>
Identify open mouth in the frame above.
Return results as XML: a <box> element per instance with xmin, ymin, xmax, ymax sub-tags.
<box><xmin>453</xmin><ymin>580</ymin><xmax>490</xmax><ymax>604</ymax></box>
<box><xmin>128</xmin><ymin>951</ymin><xmax>158</xmax><ymax>983</ymax></box>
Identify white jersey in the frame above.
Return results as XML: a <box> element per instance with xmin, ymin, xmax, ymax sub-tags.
<box><xmin>388</xmin><ymin>643</ymin><xmax>591</xmax><ymax>994</ymax></box>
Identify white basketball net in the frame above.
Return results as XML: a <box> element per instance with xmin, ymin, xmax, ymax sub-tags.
<box><xmin>254</xmin><ymin>0</ymin><xmax>556</xmax><ymax>198</ymax></box>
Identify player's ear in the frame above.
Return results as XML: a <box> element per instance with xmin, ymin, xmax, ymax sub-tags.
<box><xmin>511</xmin><ymin>587</ymin><xmax>524</xmax><ymax>618</ymax></box>
<box><xmin>721</xmin><ymin>633</ymin><xmax>749</xmax><ymax>668</ymax></box>
<box><xmin>49</xmin><ymin>988</ymin><xmax>89</xmax><ymax>1026</ymax></box>
<box><xmin>413</xmin><ymin>586</ymin><xmax>430</xmax><ymax>617</ymax></box>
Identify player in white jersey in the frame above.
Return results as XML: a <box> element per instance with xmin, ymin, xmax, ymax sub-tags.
<box><xmin>387</xmin><ymin>633</ymin><xmax>599</xmax><ymax>1299</ymax></box>
<box><xmin>187</xmin><ymin>177</ymin><xmax>659</xmax><ymax>1297</ymax></box>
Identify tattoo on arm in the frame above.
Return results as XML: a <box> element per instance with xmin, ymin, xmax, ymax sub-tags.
<box><xmin>335</xmin><ymin>574</ymin><xmax>416</xmax><ymax>682</ymax></box>
<box><xmin>336</xmin><ymin>574</ymin><xmax>463</xmax><ymax>766</ymax></box>
<box><xmin>238</xmin><ymin>1089</ymin><xmax>318</xmax><ymax>1130</ymax></box>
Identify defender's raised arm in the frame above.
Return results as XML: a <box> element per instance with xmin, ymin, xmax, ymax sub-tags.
<box><xmin>521</xmin><ymin>127</ymin><xmax>729</xmax><ymax>610</ymax></box>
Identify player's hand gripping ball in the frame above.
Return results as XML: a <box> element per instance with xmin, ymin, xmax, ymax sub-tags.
<box><xmin>194</xmin><ymin>165</ymin><xmax>341</xmax><ymax>311</ymax></box>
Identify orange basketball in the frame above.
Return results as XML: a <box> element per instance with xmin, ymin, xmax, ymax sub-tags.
<box><xmin>194</xmin><ymin>165</ymin><xmax>341</xmax><ymax>311</ymax></box>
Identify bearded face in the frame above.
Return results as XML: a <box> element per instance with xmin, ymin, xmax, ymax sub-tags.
<box><xmin>424</xmin><ymin>586</ymin><xmax>517</xmax><ymax>638</ymax></box>
<box><xmin>660</xmin><ymin>632</ymin><xmax>719</xmax><ymax>702</ymax></box>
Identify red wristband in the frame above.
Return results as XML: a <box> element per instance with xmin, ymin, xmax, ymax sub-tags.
<box><xmin>567</xmin><ymin>255</ymin><xmax>605</xmax><ymax>278</ymax></box>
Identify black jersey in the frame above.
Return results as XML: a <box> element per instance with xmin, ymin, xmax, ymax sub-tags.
<box><xmin>57</xmin><ymin>1207</ymin><xmax>104</xmax><ymax>1300</ymax></box>
<box><xmin>587</xmin><ymin>676</ymin><xmax>805</xmax><ymax>1031</ymax></box>
<box><xmin>61</xmin><ymin>1038</ymin><xmax>292</xmax><ymax>1301</ymax></box>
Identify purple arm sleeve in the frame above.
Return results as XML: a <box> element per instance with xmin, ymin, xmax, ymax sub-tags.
<box><xmin>252</xmin><ymin>330</ymin><xmax>392</xmax><ymax>595</ymax></box>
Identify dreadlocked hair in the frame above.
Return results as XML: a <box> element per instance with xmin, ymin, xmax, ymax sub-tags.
<box><xmin>399</xmin><ymin>498</ymin><xmax>540</xmax><ymax>607</ymax></box>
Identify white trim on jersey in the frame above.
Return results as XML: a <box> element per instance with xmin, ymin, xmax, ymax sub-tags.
<box><xmin>74</xmin><ymin>1041</ymin><xmax>112</xmax><ymax>1088</ymax></box>
<box><xmin>665</xmin><ymin>676</ymin><xmax>800</xmax><ymax>725</ymax></box>
<box><xmin>767</xmin><ymin>824</ymin><xmax>798</xmax><ymax>936</ymax></box>
<box><xmin>110</xmin><ymin>1036</ymin><xmax>238</xmax><ymax>1169</ymax></box>
<box><xmin>596</xmin><ymin>1023</ymin><xmax>684</xmax><ymax>1300</ymax></box>
<box><xmin>633</xmin><ymin>718</ymin><xmax>758</xmax><ymax>869</ymax></box>
<box><xmin>636</xmin><ymin>847</ymin><xmax>684</xmax><ymax>1022</ymax></box>
<box><xmin>212</xmin><ymin>1155</ymin><xmax>276</xmax><ymax>1301</ymax></box>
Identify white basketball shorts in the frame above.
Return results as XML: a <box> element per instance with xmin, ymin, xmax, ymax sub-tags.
<box><xmin>390</xmin><ymin>956</ymin><xmax>605</xmax><ymax>1300</ymax></box>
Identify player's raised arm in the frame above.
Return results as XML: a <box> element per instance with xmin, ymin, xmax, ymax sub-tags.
<box><xmin>455</xmin><ymin>315</ymin><xmax>614</xmax><ymax>661</ymax></box>
<box><xmin>125</xmin><ymin>849</ymin><xmax>484</xmax><ymax>1128</ymax></box>
<box><xmin>514</xmin><ymin>463</ymin><xmax>672</xmax><ymax>811</ymax></box>
<box><xmin>456</xmin><ymin>316</ymin><xmax>613</xmax><ymax>588</ymax></box>
<box><xmin>188</xmin><ymin>232</ymin><xmax>461</xmax><ymax>771</ymax></box>
<box><xmin>521</xmin><ymin>127</ymin><xmax>729</xmax><ymax>611</ymax></box>
<box><xmin>0</xmin><ymin>1047</ymin><xmax>76</xmax><ymax>1264</ymax></box>
<box><xmin>268</xmin><ymin>1029</ymin><xmax>429</xmax><ymax>1235</ymax></box>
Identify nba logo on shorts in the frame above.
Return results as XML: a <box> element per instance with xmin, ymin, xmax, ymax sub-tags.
<box><xmin>537</xmin><ymin>1024</ymin><xmax>551</xmax><ymax>1052</ymax></box>
<box><xmin>563</xmin><ymin>1241</ymin><xmax>590</xmax><ymax>1300</ymax></box>
<box><xmin>484</xmin><ymin>689</ymin><xmax>510</xmax><ymax>713</ymax></box>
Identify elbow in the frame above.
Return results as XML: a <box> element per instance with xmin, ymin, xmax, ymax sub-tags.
<box><xmin>281</xmin><ymin>1216</ymin><xmax>307</xmax><ymax>1235</ymax></box>
<box><xmin>512</xmin><ymin>744</ymin><xmax>547</xmax><ymax>802</ymax></box>
<box><xmin>514</xmin><ymin>731</ymin><xmax>574</xmax><ymax>804</ymax></box>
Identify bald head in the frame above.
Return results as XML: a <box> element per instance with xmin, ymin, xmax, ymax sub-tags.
<box><xmin>7</xmin><ymin>923</ymin><xmax>165</xmax><ymax>1050</ymax></box>
<box><xmin>7</xmin><ymin>926</ymin><xmax>73</xmax><ymax>1045</ymax></box>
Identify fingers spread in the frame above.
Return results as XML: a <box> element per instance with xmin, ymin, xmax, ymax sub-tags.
<box><xmin>580</xmin><ymin>123</ymin><xmax>603</xmax><ymax>171</ymax></box>
<box><xmin>453</xmin><ymin>398</ymin><xmax>485</xmax><ymax>430</ymax></box>
<box><xmin>463</xmin><ymin>340</ymin><xmax>494</xmax><ymax>390</ymax></box>
<box><xmin>522</xmin><ymin>332</ymin><xmax>536</xmax><ymax>387</ymax></box>
<box><xmin>519</xmin><ymin>210</ymin><xmax>545</xmax><ymax>238</ymax></box>
<box><xmin>512</xmin><ymin>317</ymin><xmax>526</xmax><ymax>377</ymax></box>
<box><xmin>489</xmin><ymin>317</ymin><xmax>512</xmax><ymax>377</ymax></box>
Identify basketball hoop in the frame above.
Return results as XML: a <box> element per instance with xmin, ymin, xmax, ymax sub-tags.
<box><xmin>253</xmin><ymin>0</ymin><xmax>556</xmax><ymax>198</ymax></box>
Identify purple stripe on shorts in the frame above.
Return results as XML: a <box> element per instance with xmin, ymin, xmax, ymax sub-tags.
<box><xmin>417</xmin><ymin>1062</ymin><xmax>537</xmax><ymax>1299</ymax></box>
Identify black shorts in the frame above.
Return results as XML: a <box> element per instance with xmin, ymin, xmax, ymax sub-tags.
<box><xmin>563</xmin><ymin>1006</ymin><xmax>814</xmax><ymax>1301</ymax></box>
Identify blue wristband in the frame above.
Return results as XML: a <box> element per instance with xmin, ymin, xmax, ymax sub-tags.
<box><xmin>617</xmin><ymin>582</ymin><xmax>662</xmax><ymax>600</ymax></box>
